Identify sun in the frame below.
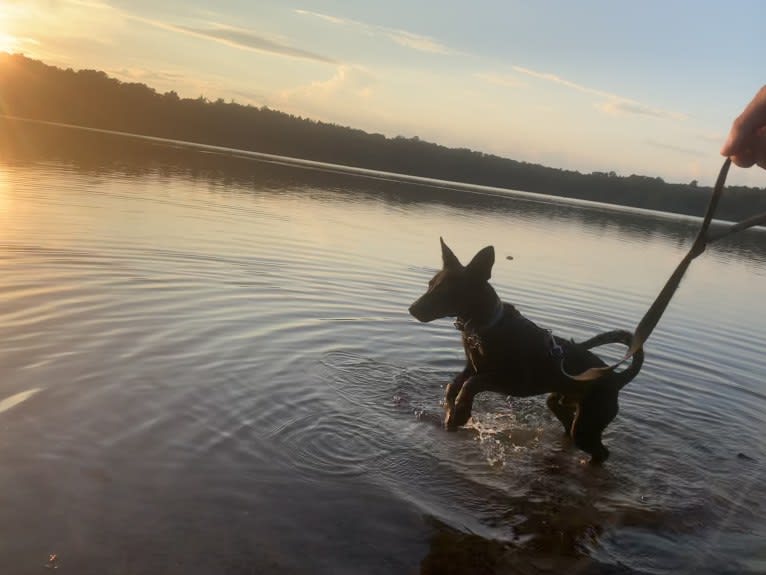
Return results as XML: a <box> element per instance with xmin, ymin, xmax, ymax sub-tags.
<box><xmin>0</xmin><ymin>33</ymin><xmax>18</xmax><ymax>54</ymax></box>
<box><xmin>0</xmin><ymin>6</ymin><xmax>20</xmax><ymax>55</ymax></box>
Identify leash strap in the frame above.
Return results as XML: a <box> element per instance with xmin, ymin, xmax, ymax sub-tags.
<box><xmin>565</xmin><ymin>158</ymin><xmax>766</xmax><ymax>381</ymax></box>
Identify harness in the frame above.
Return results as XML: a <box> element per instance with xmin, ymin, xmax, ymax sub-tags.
<box><xmin>545</xmin><ymin>329</ymin><xmax>565</xmax><ymax>359</ymax></box>
<box><xmin>456</xmin><ymin>302</ymin><xmax>566</xmax><ymax>366</ymax></box>
<box><xmin>454</xmin><ymin>301</ymin><xmax>504</xmax><ymax>357</ymax></box>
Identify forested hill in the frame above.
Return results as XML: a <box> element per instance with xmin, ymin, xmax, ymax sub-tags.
<box><xmin>1</xmin><ymin>52</ymin><xmax>763</xmax><ymax>220</ymax></box>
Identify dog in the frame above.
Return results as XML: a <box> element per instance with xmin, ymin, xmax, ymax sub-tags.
<box><xmin>409</xmin><ymin>238</ymin><xmax>644</xmax><ymax>463</ymax></box>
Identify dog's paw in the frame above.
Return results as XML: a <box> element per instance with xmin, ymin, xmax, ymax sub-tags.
<box><xmin>444</xmin><ymin>418</ymin><xmax>469</xmax><ymax>431</ymax></box>
<box><xmin>443</xmin><ymin>408</ymin><xmax>461</xmax><ymax>431</ymax></box>
<box><xmin>444</xmin><ymin>402</ymin><xmax>472</xmax><ymax>430</ymax></box>
<box><xmin>588</xmin><ymin>447</ymin><xmax>609</xmax><ymax>465</ymax></box>
<box><xmin>443</xmin><ymin>398</ymin><xmax>457</xmax><ymax>431</ymax></box>
<box><xmin>443</xmin><ymin>408</ymin><xmax>456</xmax><ymax>431</ymax></box>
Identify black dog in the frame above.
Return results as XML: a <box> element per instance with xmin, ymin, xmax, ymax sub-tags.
<box><xmin>409</xmin><ymin>239</ymin><xmax>643</xmax><ymax>463</ymax></box>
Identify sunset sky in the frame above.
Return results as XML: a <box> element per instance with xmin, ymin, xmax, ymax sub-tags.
<box><xmin>2</xmin><ymin>0</ymin><xmax>764</xmax><ymax>186</ymax></box>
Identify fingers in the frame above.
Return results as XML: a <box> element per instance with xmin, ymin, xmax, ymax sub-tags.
<box><xmin>729</xmin><ymin>129</ymin><xmax>766</xmax><ymax>168</ymax></box>
<box><xmin>730</xmin><ymin>149</ymin><xmax>756</xmax><ymax>168</ymax></box>
<box><xmin>721</xmin><ymin>85</ymin><xmax>766</xmax><ymax>167</ymax></box>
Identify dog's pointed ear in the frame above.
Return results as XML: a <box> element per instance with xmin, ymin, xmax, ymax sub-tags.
<box><xmin>440</xmin><ymin>237</ymin><xmax>462</xmax><ymax>270</ymax></box>
<box><xmin>465</xmin><ymin>245</ymin><xmax>495</xmax><ymax>281</ymax></box>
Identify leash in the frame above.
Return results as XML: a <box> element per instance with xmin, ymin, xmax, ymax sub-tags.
<box><xmin>564</xmin><ymin>157</ymin><xmax>766</xmax><ymax>381</ymax></box>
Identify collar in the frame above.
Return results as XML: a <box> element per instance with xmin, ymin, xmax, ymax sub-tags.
<box><xmin>454</xmin><ymin>300</ymin><xmax>504</xmax><ymax>334</ymax></box>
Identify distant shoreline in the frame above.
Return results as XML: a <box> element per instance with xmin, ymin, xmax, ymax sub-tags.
<box><xmin>2</xmin><ymin>114</ymin><xmax>757</xmax><ymax>232</ymax></box>
<box><xmin>1</xmin><ymin>53</ymin><xmax>764</xmax><ymax>222</ymax></box>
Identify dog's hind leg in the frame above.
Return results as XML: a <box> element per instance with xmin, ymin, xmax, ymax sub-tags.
<box><xmin>571</xmin><ymin>384</ymin><xmax>619</xmax><ymax>464</ymax></box>
<box><xmin>546</xmin><ymin>393</ymin><xmax>577</xmax><ymax>434</ymax></box>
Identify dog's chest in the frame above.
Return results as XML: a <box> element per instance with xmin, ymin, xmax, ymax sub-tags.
<box><xmin>462</xmin><ymin>332</ymin><xmax>492</xmax><ymax>370</ymax></box>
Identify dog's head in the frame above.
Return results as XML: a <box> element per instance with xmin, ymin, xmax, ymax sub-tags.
<box><xmin>408</xmin><ymin>238</ymin><xmax>495</xmax><ymax>322</ymax></box>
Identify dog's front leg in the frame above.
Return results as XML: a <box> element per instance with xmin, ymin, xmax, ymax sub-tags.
<box><xmin>444</xmin><ymin>359</ymin><xmax>476</xmax><ymax>421</ymax></box>
<box><xmin>444</xmin><ymin>373</ymin><xmax>492</xmax><ymax>430</ymax></box>
<box><xmin>444</xmin><ymin>362</ymin><xmax>474</xmax><ymax>413</ymax></box>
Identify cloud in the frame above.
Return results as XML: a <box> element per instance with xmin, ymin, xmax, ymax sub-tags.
<box><xmin>597</xmin><ymin>99</ymin><xmax>684</xmax><ymax>121</ymax></box>
<box><xmin>173</xmin><ymin>24</ymin><xmax>336</xmax><ymax>64</ymax></box>
<box><xmin>229</xmin><ymin>88</ymin><xmax>265</xmax><ymax>106</ymax></box>
<box><xmin>512</xmin><ymin>65</ymin><xmax>686</xmax><ymax>121</ymax></box>
<box><xmin>109</xmin><ymin>67</ymin><xmax>185</xmax><ymax>83</ymax></box>
<box><xmin>475</xmin><ymin>72</ymin><xmax>525</xmax><ymax>89</ymax></box>
<box><xmin>275</xmin><ymin>64</ymin><xmax>378</xmax><ymax>125</ymax></box>
<box><xmin>65</xmin><ymin>0</ymin><xmax>108</xmax><ymax>8</ymax></box>
<box><xmin>386</xmin><ymin>30</ymin><xmax>450</xmax><ymax>54</ymax></box>
<box><xmin>512</xmin><ymin>65</ymin><xmax>610</xmax><ymax>98</ymax></box>
<box><xmin>645</xmin><ymin>140</ymin><xmax>705</xmax><ymax>157</ymax></box>
<box><xmin>294</xmin><ymin>9</ymin><xmax>451</xmax><ymax>55</ymax></box>
<box><xmin>696</xmin><ymin>132</ymin><xmax>724</xmax><ymax>144</ymax></box>
<box><xmin>294</xmin><ymin>9</ymin><xmax>346</xmax><ymax>25</ymax></box>
<box><xmin>281</xmin><ymin>65</ymin><xmax>374</xmax><ymax>102</ymax></box>
<box><xmin>61</xmin><ymin>1</ymin><xmax>336</xmax><ymax>64</ymax></box>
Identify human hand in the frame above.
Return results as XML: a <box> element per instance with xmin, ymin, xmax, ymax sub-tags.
<box><xmin>720</xmin><ymin>85</ymin><xmax>766</xmax><ymax>169</ymax></box>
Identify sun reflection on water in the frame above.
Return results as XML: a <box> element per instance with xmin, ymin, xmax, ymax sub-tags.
<box><xmin>0</xmin><ymin>168</ymin><xmax>9</xmax><ymax>214</ymax></box>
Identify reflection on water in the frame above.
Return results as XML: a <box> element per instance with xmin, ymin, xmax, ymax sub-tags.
<box><xmin>0</xmin><ymin>120</ymin><xmax>764</xmax><ymax>574</ymax></box>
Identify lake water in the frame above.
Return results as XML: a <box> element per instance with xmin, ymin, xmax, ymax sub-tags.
<box><xmin>0</xmin><ymin>121</ymin><xmax>765</xmax><ymax>574</ymax></box>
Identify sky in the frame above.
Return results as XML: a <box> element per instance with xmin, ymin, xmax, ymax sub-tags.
<box><xmin>1</xmin><ymin>0</ymin><xmax>764</xmax><ymax>186</ymax></box>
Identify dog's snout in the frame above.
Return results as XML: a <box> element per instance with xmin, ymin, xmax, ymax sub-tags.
<box><xmin>409</xmin><ymin>296</ymin><xmax>433</xmax><ymax>322</ymax></box>
<box><xmin>409</xmin><ymin>301</ymin><xmax>425</xmax><ymax>322</ymax></box>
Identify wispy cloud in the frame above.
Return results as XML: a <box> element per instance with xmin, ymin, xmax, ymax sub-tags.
<box><xmin>294</xmin><ymin>9</ymin><xmax>451</xmax><ymax>55</ymax></box>
<box><xmin>66</xmin><ymin>0</ymin><xmax>110</xmax><ymax>8</ymax></box>
<box><xmin>386</xmin><ymin>30</ymin><xmax>450</xmax><ymax>54</ymax></box>
<box><xmin>65</xmin><ymin>1</ymin><xmax>336</xmax><ymax>64</ymax></box>
<box><xmin>645</xmin><ymin>140</ymin><xmax>704</xmax><ymax>157</ymax></box>
<box><xmin>696</xmin><ymin>132</ymin><xmax>724</xmax><ymax>144</ymax></box>
<box><xmin>512</xmin><ymin>66</ymin><xmax>610</xmax><ymax>98</ymax></box>
<box><xmin>108</xmin><ymin>67</ymin><xmax>185</xmax><ymax>83</ymax></box>
<box><xmin>173</xmin><ymin>24</ymin><xmax>336</xmax><ymax>63</ymax></box>
<box><xmin>512</xmin><ymin>65</ymin><xmax>686</xmax><ymax>121</ymax></box>
<box><xmin>475</xmin><ymin>72</ymin><xmax>525</xmax><ymax>89</ymax></box>
<box><xmin>294</xmin><ymin>9</ymin><xmax>346</xmax><ymax>26</ymax></box>
<box><xmin>597</xmin><ymin>99</ymin><xmax>683</xmax><ymax>120</ymax></box>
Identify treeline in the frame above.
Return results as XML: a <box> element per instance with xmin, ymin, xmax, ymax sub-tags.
<box><xmin>0</xmin><ymin>52</ymin><xmax>763</xmax><ymax>220</ymax></box>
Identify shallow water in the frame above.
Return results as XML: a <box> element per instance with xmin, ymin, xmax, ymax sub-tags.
<box><xmin>0</xmin><ymin>122</ymin><xmax>765</xmax><ymax>574</ymax></box>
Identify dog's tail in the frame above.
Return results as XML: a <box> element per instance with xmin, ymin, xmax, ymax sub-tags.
<box><xmin>578</xmin><ymin>329</ymin><xmax>644</xmax><ymax>390</ymax></box>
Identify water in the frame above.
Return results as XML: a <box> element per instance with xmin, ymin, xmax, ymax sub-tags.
<box><xmin>0</xmin><ymin>121</ymin><xmax>765</xmax><ymax>574</ymax></box>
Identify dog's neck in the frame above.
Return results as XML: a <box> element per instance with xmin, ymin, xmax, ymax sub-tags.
<box><xmin>455</xmin><ymin>285</ymin><xmax>504</xmax><ymax>333</ymax></box>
